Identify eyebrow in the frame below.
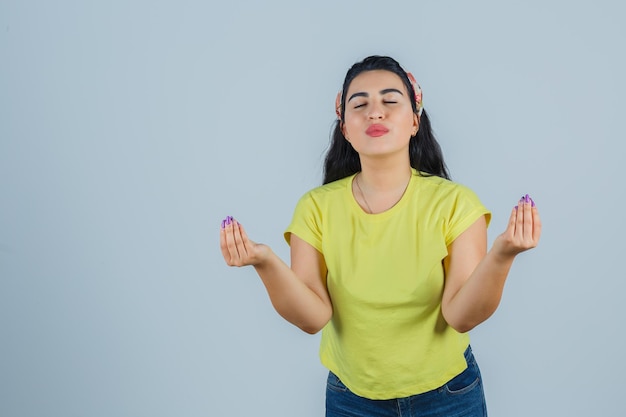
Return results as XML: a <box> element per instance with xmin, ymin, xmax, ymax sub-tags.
<box><xmin>347</xmin><ymin>88</ymin><xmax>404</xmax><ymax>103</ymax></box>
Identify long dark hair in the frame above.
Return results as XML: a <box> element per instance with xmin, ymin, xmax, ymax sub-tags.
<box><xmin>323</xmin><ymin>55</ymin><xmax>450</xmax><ymax>184</ymax></box>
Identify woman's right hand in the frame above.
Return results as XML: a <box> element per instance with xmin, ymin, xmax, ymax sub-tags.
<box><xmin>220</xmin><ymin>216</ymin><xmax>271</xmax><ymax>267</ymax></box>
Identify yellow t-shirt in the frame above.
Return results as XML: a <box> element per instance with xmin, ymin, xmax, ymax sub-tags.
<box><xmin>284</xmin><ymin>169</ymin><xmax>491</xmax><ymax>400</ymax></box>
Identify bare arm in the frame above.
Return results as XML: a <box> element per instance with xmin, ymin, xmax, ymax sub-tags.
<box><xmin>441</xmin><ymin>196</ymin><xmax>542</xmax><ymax>333</ymax></box>
<box><xmin>220</xmin><ymin>217</ymin><xmax>332</xmax><ymax>334</ymax></box>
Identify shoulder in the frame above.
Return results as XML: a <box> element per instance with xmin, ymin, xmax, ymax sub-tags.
<box><xmin>414</xmin><ymin>172</ymin><xmax>479</xmax><ymax>202</ymax></box>
<box><xmin>413</xmin><ymin>172</ymin><xmax>489</xmax><ymax>225</ymax></box>
<box><xmin>297</xmin><ymin>176</ymin><xmax>352</xmax><ymax>204</ymax></box>
<box><xmin>285</xmin><ymin>176</ymin><xmax>353</xmax><ymax>246</ymax></box>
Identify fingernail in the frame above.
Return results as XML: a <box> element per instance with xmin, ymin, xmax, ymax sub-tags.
<box><xmin>525</xmin><ymin>194</ymin><xmax>530</xmax><ymax>203</ymax></box>
<box><xmin>221</xmin><ymin>219</ymin><xmax>226</xmax><ymax>229</ymax></box>
<box><xmin>225</xmin><ymin>216</ymin><xmax>232</xmax><ymax>225</ymax></box>
<box><xmin>514</xmin><ymin>205</ymin><xmax>518</xmax><ymax>210</ymax></box>
<box><xmin>530</xmin><ymin>197</ymin><xmax>536</xmax><ymax>207</ymax></box>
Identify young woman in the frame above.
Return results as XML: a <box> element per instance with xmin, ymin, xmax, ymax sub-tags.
<box><xmin>219</xmin><ymin>55</ymin><xmax>541</xmax><ymax>417</ymax></box>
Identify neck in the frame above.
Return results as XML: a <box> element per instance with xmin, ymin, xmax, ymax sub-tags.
<box><xmin>353</xmin><ymin>159</ymin><xmax>413</xmax><ymax>214</ymax></box>
<box><xmin>357</xmin><ymin>159</ymin><xmax>413</xmax><ymax>192</ymax></box>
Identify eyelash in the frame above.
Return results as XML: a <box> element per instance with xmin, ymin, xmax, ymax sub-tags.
<box><xmin>354</xmin><ymin>101</ymin><xmax>397</xmax><ymax>109</ymax></box>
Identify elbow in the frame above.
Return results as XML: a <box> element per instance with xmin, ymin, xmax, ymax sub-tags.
<box><xmin>449</xmin><ymin>321</ymin><xmax>477</xmax><ymax>334</ymax></box>
<box><xmin>296</xmin><ymin>310</ymin><xmax>332</xmax><ymax>335</ymax></box>
<box><xmin>300</xmin><ymin>324</ymin><xmax>324</xmax><ymax>335</ymax></box>
<box><xmin>444</xmin><ymin>312</ymin><xmax>494</xmax><ymax>334</ymax></box>
<box><xmin>442</xmin><ymin>301</ymin><xmax>498</xmax><ymax>334</ymax></box>
<box><xmin>442</xmin><ymin>309</ymin><xmax>485</xmax><ymax>334</ymax></box>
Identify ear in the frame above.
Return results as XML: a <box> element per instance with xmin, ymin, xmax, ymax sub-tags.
<box><xmin>412</xmin><ymin>113</ymin><xmax>420</xmax><ymax>136</ymax></box>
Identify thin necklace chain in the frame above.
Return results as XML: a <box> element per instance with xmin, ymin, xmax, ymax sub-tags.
<box><xmin>355</xmin><ymin>172</ymin><xmax>412</xmax><ymax>214</ymax></box>
<box><xmin>355</xmin><ymin>173</ymin><xmax>374</xmax><ymax>214</ymax></box>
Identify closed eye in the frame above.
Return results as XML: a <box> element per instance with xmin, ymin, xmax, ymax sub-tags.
<box><xmin>355</xmin><ymin>100</ymin><xmax>396</xmax><ymax>108</ymax></box>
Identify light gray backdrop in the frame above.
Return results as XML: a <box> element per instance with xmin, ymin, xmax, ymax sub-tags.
<box><xmin>1</xmin><ymin>1</ymin><xmax>624</xmax><ymax>416</ymax></box>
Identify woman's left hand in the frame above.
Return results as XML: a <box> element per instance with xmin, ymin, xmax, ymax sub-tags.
<box><xmin>493</xmin><ymin>194</ymin><xmax>542</xmax><ymax>258</ymax></box>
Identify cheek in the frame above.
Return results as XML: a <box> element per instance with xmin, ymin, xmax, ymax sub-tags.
<box><xmin>343</xmin><ymin>120</ymin><xmax>360</xmax><ymax>138</ymax></box>
<box><xmin>396</xmin><ymin>116</ymin><xmax>415</xmax><ymax>133</ymax></box>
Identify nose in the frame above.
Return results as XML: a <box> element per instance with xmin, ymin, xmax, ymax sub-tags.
<box><xmin>367</xmin><ymin>102</ymin><xmax>384</xmax><ymax>120</ymax></box>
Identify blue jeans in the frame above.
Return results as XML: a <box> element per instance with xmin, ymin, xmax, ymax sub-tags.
<box><xmin>326</xmin><ymin>346</ymin><xmax>487</xmax><ymax>417</ymax></box>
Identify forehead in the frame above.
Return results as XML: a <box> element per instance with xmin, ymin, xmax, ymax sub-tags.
<box><xmin>347</xmin><ymin>70</ymin><xmax>407</xmax><ymax>95</ymax></box>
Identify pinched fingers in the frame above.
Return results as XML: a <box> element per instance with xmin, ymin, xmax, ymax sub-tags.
<box><xmin>531</xmin><ymin>204</ymin><xmax>542</xmax><ymax>243</ymax></box>
<box><xmin>220</xmin><ymin>216</ymin><xmax>246</xmax><ymax>266</ymax></box>
<box><xmin>219</xmin><ymin>216</ymin><xmax>235</xmax><ymax>264</ymax></box>
<box><xmin>500</xmin><ymin>194</ymin><xmax>541</xmax><ymax>256</ymax></box>
<box><xmin>219</xmin><ymin>216</ymin><xmax>260</xmax><ymax>267</ymax></box>
<box><xmin>511</xmin><ymin>194</ymin><xmax>540</xmax><ymax>249</ymax></box>
<box><xmin>232</xmin><ymin>220</ymin><xmax>249</xmax><ymax>259</ymax></box>
<box><xmin>516</xmin><ymin>195</ymin><xmax>532</xmax><ymax>239</ymax></box>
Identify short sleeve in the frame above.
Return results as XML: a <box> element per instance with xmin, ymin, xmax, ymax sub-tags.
<box><xmin>284</xmin><ymin>192</ymin><xmax>324</xmax><ymax>253</ymax></box>
<box><xmin>444</xmin><ymin>185</ymin><xmax>491</xmax><ymax>246</ymax></box>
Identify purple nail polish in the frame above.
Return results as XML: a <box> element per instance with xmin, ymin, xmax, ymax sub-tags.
<box><xmin>221</xmin><ymin>219</ymin><xmax>226</xmax><ymax>229</ymax></box>
<box><xmin>225</xmin><ymin>216</ymin><xmax>232</xmax><ymax>225</ymax></box>
<box><xmin>525</xmin><ymin>194</ymin><xmax>530</xmax><ymax>203</ymax></box>
<box><xmin>530</xmin><ymin>197</ymin><xmax>536</xmax><ymax>207</ymax></box>
<box><xmin>514</xmin><ymin>205</ymin><xmax>518</xmax><ymax>210</ymax></box>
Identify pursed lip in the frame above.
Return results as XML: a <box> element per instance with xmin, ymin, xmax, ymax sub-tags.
<box><xmin>365</xmin><ymin>124</ymin><xmax>389</xmax><ymax>137</ymax></box>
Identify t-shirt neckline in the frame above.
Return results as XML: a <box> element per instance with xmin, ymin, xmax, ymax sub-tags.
<box><xmin>346</xmin><ymin>169</ymin><xmax>417</xmax><ymax>220</ymax></box>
